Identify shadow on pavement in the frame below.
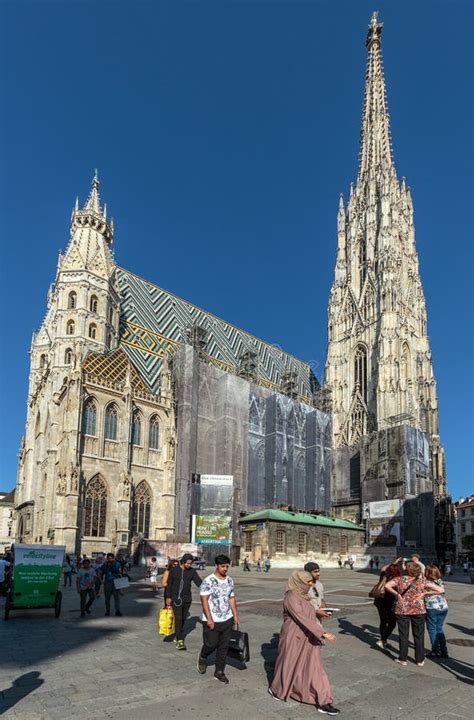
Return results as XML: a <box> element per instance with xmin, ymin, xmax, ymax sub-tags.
<box><xmin>434</xmin><ymin>656</ymin><xmax>474</xmax><ymax>684</ymax></box>
<box><xmin>447</xmin><ymin>622</ymin><xmax>474</xmax><ymax>636</ymax></box>
<box><xmin>338</xmin><ymin>617</ymin><xmax>380</xmax><ymax>648</ymax></box>
<box><xmin>0</xmin><ymin>671</ymin><xmax>44</xmax><ymax>714</ymax></box>
<box><xmin>0</xmin><ymin>574</ymin><xmax>159</xmax><ymax>671</ymax></box>
<box><xmin>260</xmin><ymin>633</ymin><xmax>280</xmax><ymax>684</ymax></box>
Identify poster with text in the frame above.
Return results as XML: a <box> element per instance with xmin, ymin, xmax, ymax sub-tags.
<box><xmin>13</xmin><ymin>544</ymin><xmax>65</xmax><ymax>607</ymax></box>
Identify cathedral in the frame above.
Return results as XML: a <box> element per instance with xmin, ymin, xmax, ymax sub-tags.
<box><xmin>14</xmin><ymin>13</ymin><xmax>453</xmax><ymax>561</ymax></box>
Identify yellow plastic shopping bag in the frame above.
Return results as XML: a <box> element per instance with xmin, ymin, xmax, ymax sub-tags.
<box><xmin>158</xmin><ymin>607</ymin><xmax>175</xmax><ymax>636</ymax></box>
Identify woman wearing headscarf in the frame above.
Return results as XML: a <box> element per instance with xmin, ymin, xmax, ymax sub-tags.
<box><xmin>269</xmin><ymin>571</ymin><xmax>340</xmax><ymax>715</ymax></box>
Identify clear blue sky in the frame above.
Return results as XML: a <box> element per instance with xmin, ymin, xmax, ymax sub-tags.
<box><xmin>0</xmin><ymin>1</ymin><xmax>472</xmax><ymax>499</ymax></box>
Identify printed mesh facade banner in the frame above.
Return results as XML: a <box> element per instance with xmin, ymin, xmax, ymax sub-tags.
<box><xmin>192</xmin><ymin>515</ymin><xmax>231</xmax><ymax>545</ymax></box>
<box><xmin>192</xmin><ymin>475</ymin><xmax>234</xmax><ymax>545</ymax></box>
<box><xmin>173</xmin><ymin>346</ymin><xmax>331</xmax><ymax>537</ymax></box>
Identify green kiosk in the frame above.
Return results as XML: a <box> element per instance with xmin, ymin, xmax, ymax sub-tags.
<box><xmin>4</xmin><ymin>543</ymin><xmax>65</xmax><ymax>620</ymax></box>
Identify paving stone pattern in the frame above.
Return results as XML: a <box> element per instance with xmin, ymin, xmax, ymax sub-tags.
<box><xmin>1</xmin><ymin>568</ymin><xmax>473</xmax><ymax>720</ymax></box>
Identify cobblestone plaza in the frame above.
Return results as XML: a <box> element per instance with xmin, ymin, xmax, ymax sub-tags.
<box><xmin>1</xmin><ymin>567</ymin><xmax>472</xmax><ymax>719</ymax></box>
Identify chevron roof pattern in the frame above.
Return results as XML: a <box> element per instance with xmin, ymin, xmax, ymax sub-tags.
<box><xmin>117</xmin><ymin>267</ymin><xmax>319</xmax><ymax>399</ymax></box>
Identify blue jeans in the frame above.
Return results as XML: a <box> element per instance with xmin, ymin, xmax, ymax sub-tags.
<box><xmin>426</xmin><ymin>608</ymin><xmax>448</xmax><ymax>655</ymax></box>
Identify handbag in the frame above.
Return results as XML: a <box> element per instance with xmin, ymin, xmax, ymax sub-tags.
<box><xmin>113</xmin><ymin>576</ymin><xmax>130</xmax><ymax>590</ymax></box>
<box><xmin>227</xmin><ymin>624</ymin><xmax>250</xmax><ymax>663</ymax></box>
<box><xmin>368</xmin><ymin>576</ymin><xmax>386</xmax><ymax>599</ymax></box>
<box><xmin>158</xmin><ymin>607</ymin><xmax>175</xmax><ymax>636</ymax></box>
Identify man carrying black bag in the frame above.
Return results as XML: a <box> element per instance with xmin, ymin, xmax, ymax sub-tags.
<box><xmin>197</xmin><ymin>554</ymin><xmax>240</xmax><ymax>684</ymax></box>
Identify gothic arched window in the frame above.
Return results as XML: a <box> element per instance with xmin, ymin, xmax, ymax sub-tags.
<box><xmin>39</xmin><ymin>354</ymin><xmax>46</xmax><ymax>368</ymax></box>
<box><xmin>104</xmin><ymin>403</ymin><xmax>118</xmax><ymax>441</ymax></box>
<box><xmin>249</xmin><ymin>400</ymin><xmax>260</xmax><ymax>431</ymax></box>
<box><xmin>108</xmin><ymin>306</ymin><xmax>114</xmax><ymax>324</ymax></box>
<box><xmin>68</xmin><ymin>291</ymin><xmax>77</xmax><ymax>309</ymax></box>
<box><xmin>82</xmin><ymin>398</ymin><xmax>97</xmax><ymax>436</ymax></box>
<box><xmin>66</xmin><ymin>319</ymin><xmax>75</xmax><ymax>335</ymax></box>
<box><xmin>354</xmin><ymin>345</ymin><xmax>368</xmax><ymax>402</ymax></box>
<box><xmin>64</xmin><ymin>348</ymin><xmax>72</xmax><ymax>365</ymax></box>
<box><xmin>148</xmin><ymin>415</ymin><xmax>160</xmax><ymax>449</ymax></box>
<box><xmin>84</xmin><ymin>475</ymin><xmax>107</xmax><ymax>537</ymax></box>
<box><xmin>89</xmin><ymin>323</ymin><xmax>97</xmax><ymax>339</ymax></box>
<box><xmin>131</xmin><ymin>409</ymin><xmax>142</xmax><ymax>446</ymax></box>
<box><xmin>90</xmin><ymin>295</ymin><xmax>98</xmax><ymax>313</ymax></box>
<box><xmin>132</xmin><ymin>481</ymin><xmax>152</xmax><ymax>538</ymax></box>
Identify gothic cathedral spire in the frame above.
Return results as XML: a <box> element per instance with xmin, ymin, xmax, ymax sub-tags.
<box><xmin>358</xmin><ymin>12</ymin><xmax>394</xmax><ymax>180</ymax></box>
<box><xmin>325</xmin><ymin>14</ymin><xmax>447</xmax><ymax>502</ymax></box>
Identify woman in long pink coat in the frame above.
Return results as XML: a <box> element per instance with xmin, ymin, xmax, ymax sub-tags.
<box><xmin>269</xmin><ymin>571</ymin><xmax>340</xmax><ymax>715</ymax></box>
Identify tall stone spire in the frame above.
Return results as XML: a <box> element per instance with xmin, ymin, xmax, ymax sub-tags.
<box><xmin>325</xmin><ymin>14</ymin><xmax>447</xmax><ymax>526</ymax></box>
<box><xmin>358</xmin><ymin>12</ymin><xmax>394</xmax><ymax>180</ymax></box>
<box><xmin>83</xmin><ymin>170</ymin><xmax>102</xmax><ymax>214</ymax></box>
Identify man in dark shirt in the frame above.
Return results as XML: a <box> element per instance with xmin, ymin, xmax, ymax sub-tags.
<box><xmin>100</xmin><ymin>553</ymin><xmax>123</xmax><ymax>617</ymax></box>
<box><xmin>165</xmin><ymin>553</ymin><xmax>202</xmax><ymax>650</ymax></box>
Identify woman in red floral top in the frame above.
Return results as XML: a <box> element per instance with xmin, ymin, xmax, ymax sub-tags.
<box><xmin>385</xmin><ymin>561</ymin><xmax>445</xmax><ymax>666</ymax></box>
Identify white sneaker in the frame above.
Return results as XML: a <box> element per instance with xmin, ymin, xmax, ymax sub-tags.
<box><xmin>375</xmin><ymin>640</ymin><xmax>386</xmax><ymax>649</ymax></box>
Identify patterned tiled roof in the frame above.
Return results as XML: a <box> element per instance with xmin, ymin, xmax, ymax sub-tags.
<box><xmin>117</xmin><ymin>267</ymin><xmax>319</xmax><ymax>398</ymax></box>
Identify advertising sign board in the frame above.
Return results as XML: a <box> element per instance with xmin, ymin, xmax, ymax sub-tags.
<box><xmin>241</xmin><ymin>522</ymin><xmax>266</xmax><ymax>532</ymax></box>
<box><xmin>192</xmin><ymin>515</ymin><xmax>231</xmax><ymax>545</ymax></box>
<box><xmin>368</xmin><ymin>499</ymin><xmax>402</xmax><ymax>519</ymax></box>
<box><xmin>369</xmin><ymin>521</ymin><xmax>400</xmax><ymax>546</ymax></box>
<box><xmin>13</xmin><ymin>544</ymin><xmax>65</xmax><ymax>607</ymax></box>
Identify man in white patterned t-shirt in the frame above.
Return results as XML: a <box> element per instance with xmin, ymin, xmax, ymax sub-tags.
<box><xmin>197</xmin><ymin>554</ymin><xmax>239</xmax><ymax>684</ymax></box>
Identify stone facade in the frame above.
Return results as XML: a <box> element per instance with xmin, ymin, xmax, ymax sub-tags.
<box><xmin>15</xmin><ymin>177</ymin><xmax>176</xmax><ymax>555</ymax></box>
<box><xmin>239</xmin><ymin>509</ymin><xmax>365</xmax><ymax>568</ymax></box>
<box><xmin>324</xmin><ymin>14</ymin><xmax>448</xmax><ymax>554</ymax></box>
<box><xmin>0</xmin><ymin>491</ymin><xmax>15</xmax><ymax>553</ymax></box>
<box><xmin>455</xmin><ymin>496</ymin><xmax>474</xmax><ymax>560</ymax></box>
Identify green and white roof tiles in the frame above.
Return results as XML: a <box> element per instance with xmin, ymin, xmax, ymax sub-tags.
<box><xmin>117</xmin><ymin>267</ymin><xmax>319</xmax><ymax>398</ymax></box>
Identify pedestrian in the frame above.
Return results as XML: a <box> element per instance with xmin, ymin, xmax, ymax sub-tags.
<box><xmin>264</xmin><ymin>556</ymin><xmax>271</xmax><ymax>573</ymax></box>
<box><xmin>149</xmin><ymin>556</ymin><xmax>160</xmax><ymax>593</ymax></box>
<box><xmin>92</xmin><ymin>556</ymin><xmax>102</xmax><ymax>598</ymax></box>
<box><xmin>165</xmin><ymin>553</ymin><xmax>202</xmax><ymax>650</ymax></box>
<box><xmin>374</xmin><ymin>556</ymin><xmax>379</xmax><ymax>570</ymax></box>
<box><xmin>348</xmin><ymin>557</ymin><xmax>354</xmax><ymax>571</ymax></box>
<box><xmin>197</xmin><ymin>554</ymin><xmax>239</xmax><ymax>684</ymax></box>
<box><xmin>100</xmin><ymin>552</ymin><xmax>123</xmax><ymax>617</ymax></box>
<box><xmin>76</xmin><ymin>558</ymin><xmax>96</xmax><ymax>617</ymax></box>
<box><xmin>269</xmin><ymin>571</ymin><xmax>340</xmax><ymax>715</ymax></box>
<box><xmin>462</xmin><ymin>560</ymin><xmax>469</xmax><ymax>574</ymax></box>
<box><xmin>385</xmin><ymin>560</ymin><xmax>445</xmax><ymax>666</ymax></box>
<box><xmin>0</xmin><ymin>554</ymin><xmax>11</xmax><ymax>596</ymax></box>
<box><xmin>304</xmin><ymin>562</ymin><xmax>332</xmax><ymax>624</ymax></box>
<box><xmin>372</xmin><ymin>562</ymin><xmax>401</xmax><ymax>650</ymax></box>
<box><xmin>337</xmin><ymin>556</ymin><xmax>343</xmax><ymax>569</ymax></box>
<box><xmin>243</xmin><ymin>555</ymin><xmax>251</xmax><ymax>572</ymax></box>
<box><xmin>369</xmin><ymin>558</ymin><xmax>374</xmax><ymax>571</ymax></box>
<box><xmin>161</xmin><ymin>558</ymin><xmax>179</xmax><ymax>592</ymax></box>
<box><xmin>424</xmin><ymin>564</ymin><xmax>449</xmax><ymax>659</ymax></box>
<box><xmin>256</xmin><ymin>559</ymin><xmax>262</xmax><ymax>573</ymax></box>
<box><xmin>445</xmin><ymin>563</ymin><xmax>452</xmax><ymax>577</ymax></box>
<box><xmin>63</xmin><ymin>554</ymin><xmax>73</xmax><ymax>588</ymax></box>
<box><xmin>411</xmin><ymin>553</ymin><xmax>425</xmax><ymax>577</ymax></box>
